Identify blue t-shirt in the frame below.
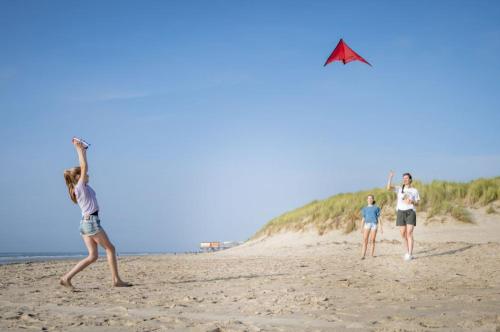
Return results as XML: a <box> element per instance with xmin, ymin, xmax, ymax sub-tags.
<box><xmin>361</xmin><ymin>205</ymin><xmax>380</xmax><ymax>224</ymax></box>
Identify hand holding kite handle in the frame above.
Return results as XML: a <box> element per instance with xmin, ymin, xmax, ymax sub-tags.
<box><xmin>72</xmin><ymin>137</ymin><xmax>90</xmax><ymax>149</ymax></box>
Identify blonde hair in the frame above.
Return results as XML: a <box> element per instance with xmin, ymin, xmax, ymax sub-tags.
<box><xmin>63</xmin><ymin>167</ymin><xmax>81</xmax><ymax>204</ymax></box>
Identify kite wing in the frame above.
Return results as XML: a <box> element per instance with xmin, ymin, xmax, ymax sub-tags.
<box><xmin>324</xmin><ymin>39</ymin><xmax>371</xmax><ymax>67</ymax></box>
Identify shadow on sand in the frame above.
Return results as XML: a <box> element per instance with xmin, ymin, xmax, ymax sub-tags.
<box><xmin>169</xmin><ymin>273</ymin><xmax>288</xmax><ymax>285</ymax></box>
<box><xmin>416</xmin><ymin>244</ymin><xmax>476</xmax><ymax>259</ymax></box>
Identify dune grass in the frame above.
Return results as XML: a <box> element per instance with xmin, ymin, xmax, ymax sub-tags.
<box><xmin>253</xmin><ymin>176</ymin><xmax>500</xmax><ymax>238</ymax></box>
<box><xmin>486</xmin><ymin>205</ymin><xmax>497</xmax><ymax>214</ymax></box>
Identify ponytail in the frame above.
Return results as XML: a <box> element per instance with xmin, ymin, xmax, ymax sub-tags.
<box><xmin>63</xmin><ymin>167</ymin><xmax>81</xmax><ymax>204</ymax></box>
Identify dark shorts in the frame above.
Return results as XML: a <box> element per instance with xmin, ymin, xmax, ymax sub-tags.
<box><xmin>396</xmin><ymin>209</ymin><xmax>416</xmax><ymax>226</ymax></box>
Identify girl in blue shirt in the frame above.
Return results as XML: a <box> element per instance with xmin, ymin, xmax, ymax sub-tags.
<box><xmin>360</xmin><ymin>195</ymin><xmax>383</xmax><ymax>259</ymax></box>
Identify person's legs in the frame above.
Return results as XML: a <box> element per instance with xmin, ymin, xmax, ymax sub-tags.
<box><xmin>361</xmin><ymin>226</ymin><xmax>370</xmax><ymax>259</ymax></box>
<box><xmin>92</xmin><ymin>230</ymin><xmax>131</xmax><ymax>286</ymax></box>
<box><xmin>406</xmin><ymin>224</ymin><xmax>415</xmax><ymax>256</ymax></box>
<box><xmin>369</xmin><ymin>228</ymin><xmax>378</xmax><ymax>257</ymax></box>
<box><xmin>399</xmin><ymin>226</ymin><xmax>408</xmax><ymax>255</ymax></box>
<box><xmin>61</xmin><ymin>235</ymin><xmax>98</xmax><ymax>288</ymax></box>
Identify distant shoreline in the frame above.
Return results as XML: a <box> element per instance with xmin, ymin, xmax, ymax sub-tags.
<box><xmin>0</xmin><ymin>252</ymin><xmax>178</xmax><ymax>265</ymax></box>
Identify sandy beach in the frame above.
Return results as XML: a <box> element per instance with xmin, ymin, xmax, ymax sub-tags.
<box><xmin>1</xmin><ymin>207</ymin><xmax>499</xmax><ymax>331</ymax></box>
<box><xmin>3</xmin><ymin>0</ymin><xmax>500</xmax><ymax>330</ymax></box>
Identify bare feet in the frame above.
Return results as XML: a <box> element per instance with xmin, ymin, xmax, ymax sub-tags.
<box><xmin>59</xmin><ymin>277</ymin><xmax>74</xmax><ymax>289</ymax></box>
<box><xmin>113</xmin><ymin>280</ymin><xmax>133</xmax><ymax>287</ymax></box>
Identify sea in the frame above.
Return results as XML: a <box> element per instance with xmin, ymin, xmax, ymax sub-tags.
<box><xmin>0</xmin><ymin>252</ymin><xmax>171</xmax><ymax>265</ymax></box>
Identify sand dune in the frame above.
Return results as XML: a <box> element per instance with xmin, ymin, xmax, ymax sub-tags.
<box><xmin>1</xmin><ymin>208</ymin><xmax>499</xmax><ymax>331</ymax></box>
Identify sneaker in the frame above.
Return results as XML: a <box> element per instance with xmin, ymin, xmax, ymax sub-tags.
<box><xmin>404</xmin><ymin>253</ymin><xmax>412</xmax><ymax>261</ymax></box>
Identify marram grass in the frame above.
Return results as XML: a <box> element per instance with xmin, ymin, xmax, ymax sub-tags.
<box><xmin>253</xmin><ymin>176</ymin><xmax>500</xmax><ymax>239</ymax></box>
<box><xmin>486</xmin><ymin>205</ymin><xmax>497</xmax><ymax>214</ymax></box>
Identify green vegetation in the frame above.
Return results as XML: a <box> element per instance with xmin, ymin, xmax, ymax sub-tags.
<box><xmin>486</xmin><ymin>205</ymin><xmax>497</xmax><ymax>214</ymax></box>
<box><xmin>253</xmin><ymin>176</ymin><xmax>500</xmax><ymax>238</ymax></box>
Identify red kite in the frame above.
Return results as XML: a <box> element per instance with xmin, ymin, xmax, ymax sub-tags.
<box><xmin>324</xmin><ymin>38</ymin><xmax>371</xmax><ymax>67</ymax></box>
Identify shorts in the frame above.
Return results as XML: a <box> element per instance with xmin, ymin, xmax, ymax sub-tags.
<box><xmin>396</xmin><ymin>209</ymin><xmax>416</xmax><ymax>226</ymax></box>
<box><xmin>364</xmin><ymin>223</ymin><xmax>378</xmax><ymax>230</ymax></box>
<box><xmin>79</xmin><ymin>215</ymin><xmax>103</xmax><ymax>236</ymax></box>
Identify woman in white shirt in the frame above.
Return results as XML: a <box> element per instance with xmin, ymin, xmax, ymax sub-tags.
<box><xmin>387</xmin><ymin>171</ymin><xmax>420</xmax><ymax>261</ymax></box>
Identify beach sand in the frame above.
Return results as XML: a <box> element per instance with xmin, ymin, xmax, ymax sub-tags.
<box><xmin>1</xmin><ymin>207</ymin><xmax>499</xmax><ymax>331</ymax></box>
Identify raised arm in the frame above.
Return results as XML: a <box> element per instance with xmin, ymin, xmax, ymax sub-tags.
<box><xmin>386</xmin><ymin>170</ymin><xmax>395</xmax><ymax>191</ymax></box>
<box><xmin>73</xmin><ymin>140</ymin><xmax>88</xmax><ymax>184</ymax></box>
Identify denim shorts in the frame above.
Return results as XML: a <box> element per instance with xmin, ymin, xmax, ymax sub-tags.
<box><xmin>364</xmin><ymin>222</ymin><xmax>378</xmax><ymax>230</ymax></box>
<box><xmin>79</xmin><ymin>215</ymin><xmax>103</xmax><ymax>236</ymax></box>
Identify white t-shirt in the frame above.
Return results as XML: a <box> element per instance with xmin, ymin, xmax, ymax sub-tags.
<box><xmin>394</xmin><ymin>186</ymin><xmax>420</xmax><ymax>211</ymax></box>
<box><xmin>75</xmin><ymin>182</ymin><xmax>99</xmax><ymax>216</ymax></box>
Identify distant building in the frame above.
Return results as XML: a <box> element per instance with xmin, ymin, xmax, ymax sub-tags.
<box><xmin>199</xmin><ymin>242</ymin><xmax>221</xmax><ymax>252</ymax></box>
<box><xmin>221</xmin><ymin>241</ymin><xmax>242</xmax><ymax>249</ymax></box>
<box><xmin>199</xmin><ymin>241</ymin><xmax>243</xmax><ymax>252</ymax></box>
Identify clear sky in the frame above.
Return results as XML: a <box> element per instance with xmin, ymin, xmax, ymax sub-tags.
<box><xmin>1</xmin><ymin>1</ymin><xmax>499</xmax><ymax>253</ymax></box>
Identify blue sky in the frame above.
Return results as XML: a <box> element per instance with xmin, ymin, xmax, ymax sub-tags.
<box><xmin>1</xmin><ymin>1</ymin><xmax>499</xmax><ymax>253</ymax></box>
